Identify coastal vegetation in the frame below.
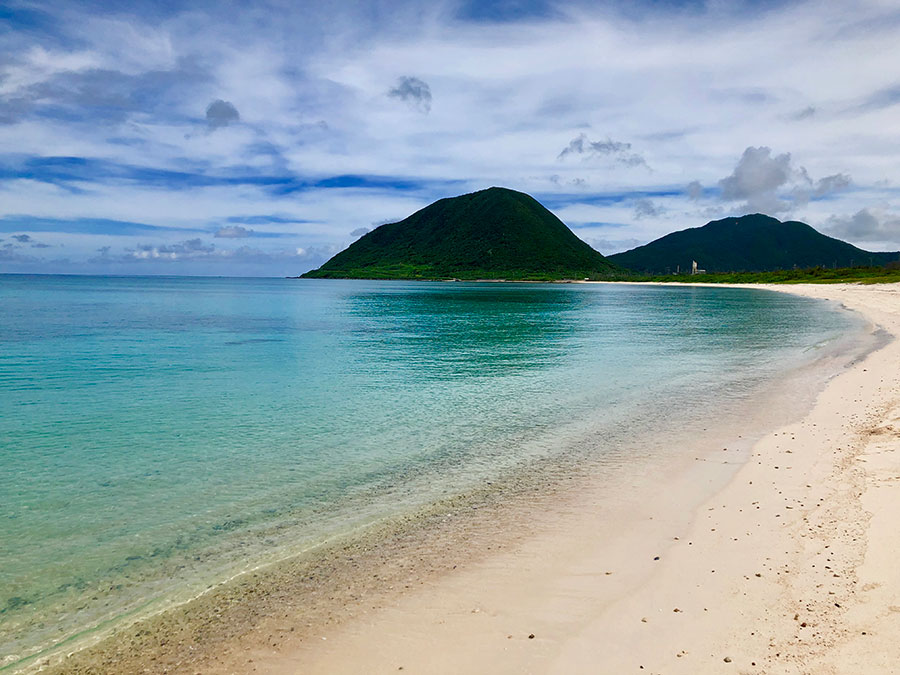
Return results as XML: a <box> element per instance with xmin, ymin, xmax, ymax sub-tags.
<box><xmin>600</xmin><ymin>264</ymin><xmax>900</xmax><ymax>285</ymax></box>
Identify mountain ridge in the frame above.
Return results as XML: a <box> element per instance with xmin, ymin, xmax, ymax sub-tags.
<box><xmin>608</xmin><ymin>214</ymin><xmax>899</xmax><ymax>274</ymax></box>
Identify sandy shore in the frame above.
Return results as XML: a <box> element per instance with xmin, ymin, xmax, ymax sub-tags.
<box><xmin>38</xmin><ymin>283</ymin><xmax>900</xmax><ymax>675</ymax></box>
<box><xmin>229</xmin><ymin>283</ymin><xmax>900</xmax><ymax>675</ymax></box>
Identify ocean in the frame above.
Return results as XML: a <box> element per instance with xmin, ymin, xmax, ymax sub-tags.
<box><xmin>0</xmin><ymin>275</ymin><xmax>865</xmax><ymax>670</ymax></box>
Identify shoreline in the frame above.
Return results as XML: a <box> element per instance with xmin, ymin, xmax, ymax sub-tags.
<box><xmin>29</xmin><ymin>283</ymin><xmax>899</xmax><ymax>674</ymax></box>
<box><xmin>271</xmin><ymin>282</ymin><xmax>900</xmax><ymax>674</ymax></box>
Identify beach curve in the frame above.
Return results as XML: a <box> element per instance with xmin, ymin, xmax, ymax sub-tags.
<box><xmin>33</xmin><ymin>283</ymin><xmax>900</xmax><ymax>675</ymax></box>
<box><xmin>242</xmin><ymin>283</ymin><xmax>900</xmax><ymax>674</ymax></box>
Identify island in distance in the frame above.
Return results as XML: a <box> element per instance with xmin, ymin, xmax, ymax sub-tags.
<box><xmin>300</xmin><ymin>187</ymin><xmax>618</xmax><ymax>280</ymax></box>
<box><xmin>607</xmin><ymin>213</ymin><xmax>899</xmax><ymax>275</ymax></box>
<box><xmin>300</xmin><ymin>187</ymin><xmax>899</xmax><ymax>280</ymax></box>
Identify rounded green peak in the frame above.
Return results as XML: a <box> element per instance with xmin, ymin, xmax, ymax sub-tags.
<box><xmin>301</xmin><ymin>187</ymin><xmax>617</xmax><ymax>280</ymax></box>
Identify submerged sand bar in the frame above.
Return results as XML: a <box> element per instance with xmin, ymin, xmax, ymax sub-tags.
<box><xmin>42</xmin><ymin>283</ymin><xmax>900</xmax><ymax>674</ymax></box>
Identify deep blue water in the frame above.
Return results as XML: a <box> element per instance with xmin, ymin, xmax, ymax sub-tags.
<box><xmin>0</xmin><ymin>276</ymin><xmax>862</xmax><ymax>667</ymax></box>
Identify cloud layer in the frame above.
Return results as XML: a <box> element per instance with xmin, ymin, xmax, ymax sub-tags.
<box><xmin>1</xmin><ymin>0</ymin><xmax>900</xmax><ymax>275</ymax></box>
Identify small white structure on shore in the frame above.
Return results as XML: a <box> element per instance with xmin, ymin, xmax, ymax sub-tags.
<box><xmin>691</xmin><ymin>260</ymin><xmax>706</xmax><ymax>275</ymax></box>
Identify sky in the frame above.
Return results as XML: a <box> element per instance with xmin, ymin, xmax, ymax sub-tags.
<box><xmin>2</xmin><ymin>0</ymin><xmax>900</xmax><ymax>276</ymax></box>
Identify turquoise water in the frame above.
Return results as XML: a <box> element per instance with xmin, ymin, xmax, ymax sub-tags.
<box><xmin>0</xmin><ymin>276</ymin><xmax>862</xmax><ymax>667</ymax></box>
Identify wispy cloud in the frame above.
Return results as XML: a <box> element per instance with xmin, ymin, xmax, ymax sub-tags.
<box><xmin>84</xmin><ymin>237</ymin><xmax>338</xmax><ymax>275</ymax></box>
<box><xmin>853</xmin><ymin>84</ymin><xmax>900</xmax><ymax>113</ymax></box>
<box><xmin>685</xmin><ymin>180</ymin><xmax>704</xmax><ymax>200</ymax></box>
<box><xmin>0</xmin><ymin>215</ymin><xmax>204</xmax><ymax>236</ymax></box>
<box><xmin>214</xmin><ymin>225</ymin><xmax>253</xmax><ymax>238</ymax></box>
<box><xmin>557</xmin><ymin>134</ymin><xmax>649</xmax><ymax>169</ymax></box>
<box><xmin>387</xmin><ymin>76</ymin><xmax>432</xmax><ymax>113</ymax></box>
<box><xmin>790</xmin><ymin>105</ymin><xmax>817</xmax><ymax>121</ymax></box>
<box><xmin>633</xmin><ymin>198</ymin><xmax>662</xmax><ymax>219</ymax></box>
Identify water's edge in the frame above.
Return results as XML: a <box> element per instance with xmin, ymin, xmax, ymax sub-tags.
<box><xmin>16</xmin><ymin>290</ymin><xmax>881</xmax><ymax>674</ymax></box>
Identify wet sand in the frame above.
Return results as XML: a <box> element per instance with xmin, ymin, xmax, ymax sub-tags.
<box><xmin>38</xmin><ymin>283</ymin><xmax>900</xmax><ymax>674</ymax></box>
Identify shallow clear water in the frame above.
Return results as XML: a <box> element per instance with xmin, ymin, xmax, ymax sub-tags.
<box><xmin>0</xmin><ymin>276</ymin><xmax>862</xmax><ymax>667</ymax></box>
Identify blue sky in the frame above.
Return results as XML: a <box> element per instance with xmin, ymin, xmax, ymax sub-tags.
<box><xmin>2</xmin><ymin>0</ymin><xmax>899</xmax><ymax>275</ymax></box>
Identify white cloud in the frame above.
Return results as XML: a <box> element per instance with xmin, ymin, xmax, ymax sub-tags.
<box><xmin>716</xmin><ymin>146</ymin><xmax>854</xmax><ymax>215</ymax></box>
<box><xmin>718</xmin><ymin>147</ymin><xmax>789</xmax><ymax>197</ymax></box>
<box><xmin>3</xmin><ymin>0</ymin><xmax>900</xmax><ymax>270</ymax></box>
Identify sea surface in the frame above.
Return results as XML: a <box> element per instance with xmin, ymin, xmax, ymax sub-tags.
<box><xmin>0</xmin><ymin>276</ymin><xmax>865</xmax><ymax>669</ymax></box>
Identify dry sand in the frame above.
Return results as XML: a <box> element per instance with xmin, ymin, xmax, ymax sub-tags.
<box><xmin>242</xmin><ymin>283</ymin><xmax>900</xmax><ymax>675</ymax></box>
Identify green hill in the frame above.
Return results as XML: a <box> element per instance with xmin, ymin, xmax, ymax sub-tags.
<box><xmin>301</xmin><ymin>187</ymin><xmax>618</xmax><ymax>280</ymax></box>
<box><xmin>608</xmin><ymin>214</ymin><xmax>899</xmax><ymax>274</ymax></box>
